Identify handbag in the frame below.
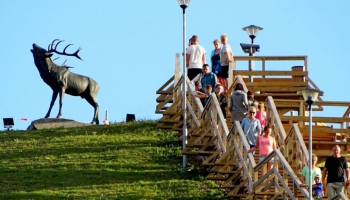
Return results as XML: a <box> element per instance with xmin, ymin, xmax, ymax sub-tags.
<box><xmin>214</xmin><ymin>61</ymin><xmax>221</xmax><ymax>75</ymax></box>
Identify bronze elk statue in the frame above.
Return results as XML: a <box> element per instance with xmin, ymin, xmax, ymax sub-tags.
<box><xmin>31</xmin><ymin>39</ymin><xmax>100</xmax><ymax>124</ymax></box>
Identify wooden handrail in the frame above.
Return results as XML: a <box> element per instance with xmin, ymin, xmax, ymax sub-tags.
<box><xmin>233</xmin><ymin>55</ymin><xmax>308</xmax><ymax>72</ymax></box>
<box><xmin>334</xmin><ymin>192</ymin><xmax>349</xmax><ymax>200</ymax></box>
<box><xmin>266</xmin><ymin>96</ymin><xmax>287</xmax><ymax>143</ymax></box>
<box><xmin>233</xmin><ymin>70</ymin><xmax>308</xmax><ymax>76</ymax></box>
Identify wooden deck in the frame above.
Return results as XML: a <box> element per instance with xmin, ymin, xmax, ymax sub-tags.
<box><xmin>156</xmin><ymin>54</ymin><xmax>350</xmax><ymax>199</ymax></box>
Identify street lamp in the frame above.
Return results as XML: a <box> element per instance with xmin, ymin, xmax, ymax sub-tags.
<box><xmin>299</xmin><ymin>88</ymin><xmax>324</xmax><ymax>200</ymax></box>
<box><xmin>242</xmin><ymin>25</ymin><xmax>263</xmax><ymax>82</ymax></box>
<box><xmin>177</xmin><ymin>0</ymin><xmax>190</xmax><ymax>172</ymax></box>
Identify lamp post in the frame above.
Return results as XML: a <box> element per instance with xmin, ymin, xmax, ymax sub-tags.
<box><xmin>177</xmin><ymin>0</ymin><xmax>190</xmax><ymax>172</ymax></box>
<box><xmin>242</xmin><ymin>25</ymin><xmax>263</xmax><ymax>82</ymax></box>
<box><xmin>299</xmin><ymin>88</ymin><xmax>323</xmax><ymax>200</ymax></box>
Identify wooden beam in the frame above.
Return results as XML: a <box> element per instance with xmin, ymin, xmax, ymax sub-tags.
<box><xmin>281</xmin><ymin>116</ymin><xmax>350</xmax><ymax>123</ymax></box>
<box><xmin>245</xmin><ymin>82</ymin><xmax>308</xmax><ymax>87</ymax></box>
<box><xmin>233</xmin><ymin>70</ymin><xmax>307</xmax><ymax>76</ymax></box>
<box><xmin>234</xmin><ymin>55</ymin><xmax>307</xmax><ymax>61</ymax></box>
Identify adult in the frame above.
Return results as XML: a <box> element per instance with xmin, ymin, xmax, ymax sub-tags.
<box><xmin>322</xmin><ymin>145</ymin><xmax>350</xmax><ymax>200</ymax></box>
<box><xmin>220</xmin><ymin>34</ymin><xmax>233</xmax><ymax>93</ymax></box>
<box><xmin>211</xmin><ymin>39</ymin><xmax>221</xmax><ymax>75</ymax></box>
<box><xmin>229</xmin><ymin>83</ymin><xmax>248</xmax><ymax>123</ymax></box>
<box><xmin>248</xmin><ymin>124</ymin><xmax>276</xmax><ymax>171</ymax></box>
<box><xmin>200</xmin><ymin>64</ymin><xmax>217</xmax><ymax>93</ymax></box>
<box><xmin>301</xmin><ymin>154</ymin><xmax>322</xmax><ymax>186</ymax></box>
<box><xmin>215</xmin><ymin>83</ymin><xmax>227</xmax><ymax>119</ymax></box>
<box><xmin>241</xmin><ymin>106</ymin><xmax>261</xmax><ymax>150</ymax></box>
<box><xmin>186</xmin><ymin>35</ymin><xmax>206</xmax><ymax>80</ymax></box>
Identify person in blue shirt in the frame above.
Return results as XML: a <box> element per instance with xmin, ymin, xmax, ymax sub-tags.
<box><xmin>200</xmin><ymin>64</ymin><xmax>217</xmax><ymax>93</ymax></box>
<box><xmin>241</xmin><ymin>106</ymin><xmax>261</xmax><ymax>150</ymax></box>
<box><xmin>301</xmin><ymin>174</ymin><xmax>323</xmax><ymax>199</ymax></box>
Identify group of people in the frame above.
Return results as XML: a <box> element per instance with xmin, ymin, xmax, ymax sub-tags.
<box><xmin>299</xmin><ymin>145</ymin><xmax>350</xmax><ymax>199</ymax></box>
<box><xmin>186</xmin><ymin>34</ymin><xmax>233</xmax><ymax>95</ymax></box>
<box><xmin>229</xmin><ymin>83</ymin><xmax>273</xmax><ymax>169</ymax></box>
<box><xmin>187</xmin><ymin>34</ymin><xmax>350</xmax><ymax>200</ymax></box>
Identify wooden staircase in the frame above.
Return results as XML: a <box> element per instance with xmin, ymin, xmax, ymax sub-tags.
<box><xmin>156</xmin><ymin>54</ymin><xmax>350</xmax><ymax>199</ymax></box>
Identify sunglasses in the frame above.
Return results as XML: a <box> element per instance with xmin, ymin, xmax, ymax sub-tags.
<box><xmin>249</xmin><ymin>112</ymin><xmax>255</xmax><ymax>114</ymax></box>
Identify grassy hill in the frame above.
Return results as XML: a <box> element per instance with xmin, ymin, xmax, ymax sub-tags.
<box><xmin>0</xmin><ymin>121</ymin><xmax>224</xmax><ymax>200</ymax></box>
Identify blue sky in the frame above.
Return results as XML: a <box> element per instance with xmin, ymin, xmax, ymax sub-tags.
<box><xmin>1</xmin><ymin>1</ymin><xmax>349</xmax><ymax>130</ymax></box>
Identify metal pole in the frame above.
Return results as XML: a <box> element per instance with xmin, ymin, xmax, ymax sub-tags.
<box><xmin>181</xmin><ymin>6</ymin><xmax>188</xmax><ymax>171</ymax></box>
<box><xmin>308</xmin><ymin>103</ymin><xmax>313</xmax><ymax>200</ymax></box>
<box><xmin>248</xmin><ymin>42</ymin><xmax>254</xmax><ymax>82</ymax></box>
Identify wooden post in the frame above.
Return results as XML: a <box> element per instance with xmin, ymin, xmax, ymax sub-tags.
<box><xmin>228</xmin><ymin>62</ymin><xmax>234</xmax><ymax>92</ymax></box>
<box><xmin>174</xmin><ymin>53</ymin><xmax>181</xmax><ymax>103</ymax></box>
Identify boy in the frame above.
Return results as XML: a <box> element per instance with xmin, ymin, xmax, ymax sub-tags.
<box><xmin>301</xmin><ymin>174</ymin><xmax>323</xmax><ymax>199</ymax></box>
<box><xmin>195</xmin><ymin>85</ymin><xmax>213</xmax><ymax>106</ymax></box>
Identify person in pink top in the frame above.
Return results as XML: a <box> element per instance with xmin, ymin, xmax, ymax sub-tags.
<box><xmin>256</xmin><ymin>102</ymin><xmax>267</xmax><ymax>131</ymax></box>
<box><xmin>248</xmin><ymin>124</ymin><xmax>277</xmax><ymax>172</ymax></box>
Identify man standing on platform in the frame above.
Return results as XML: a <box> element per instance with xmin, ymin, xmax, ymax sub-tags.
<box><xmin>186</xmin><ymin>35</ymin><xmax>206</xmax><ymax>80</ymax></box>
<box><xmin>322</xmin><ymin>145</ymin><xmax>350</xmax><ymax>199</ymax></box>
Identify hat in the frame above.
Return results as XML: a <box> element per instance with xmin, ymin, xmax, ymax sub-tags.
<box><xmin>249</xmin><ymin>106</ymin><xmax>257</xmax><ymax>113</ymax></box>
<box><xmin>315</xmin><ymin>174</ymin><xmax>320</xmax><ymax>178</ymax></box>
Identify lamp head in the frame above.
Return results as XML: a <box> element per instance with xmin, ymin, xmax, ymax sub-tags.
<box><xmin>242</xmin><ymin>25</ymin><xmax>263</xmax><ymax>43</ymax></box>
<box><xmin>298</xmin><ymin>89</ymin><xmax>324</xmax><ymax>106</ymax></box>
<box><xmin>177</xmin><ymin>0</ymin><xmax>190</xmax><ymax>9</ymax></box>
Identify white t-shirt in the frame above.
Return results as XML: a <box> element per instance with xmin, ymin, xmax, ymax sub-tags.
<box><xmin>220</xmin><ymin>44</ymin><xmax>233</xmax><ymax>66</ymax></box>
<box><xmin>186</xmin><ymin>44</ymin><xmax>206</xmax><ymax>69</ymax></box>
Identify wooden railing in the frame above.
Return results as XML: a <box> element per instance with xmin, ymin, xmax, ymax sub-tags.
<box><xmin>246</xmin><ymin>149</ymin><xmax>309</xmax><ymax>200</ymax></box>
<box><xmin>284</xmin><ymin>123</ymin><xmax>309</xmax><ymax>178</ymax></box>
<box><xmin>233</xmin><ymin>55</ymin><xmax>308</xmax><ymax>72</ymax></box>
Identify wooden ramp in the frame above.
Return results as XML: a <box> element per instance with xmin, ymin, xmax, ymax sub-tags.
<box><xmin>155</xmin><ymin>55</ymin><xmax>350</xmax><ymax>199</ymax></box>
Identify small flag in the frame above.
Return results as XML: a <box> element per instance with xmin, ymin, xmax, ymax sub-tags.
<box><xmin>20</xmin><ymin>118</ymin><xmax>28</xmax><ymax>121</ymax></box>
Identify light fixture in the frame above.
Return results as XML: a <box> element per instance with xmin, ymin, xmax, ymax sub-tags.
<box><xmin>177</xmin><ymin>0</ymin><xmax>190</xmax><ymax>7</ymax></box>
<box><xmin>299</xmin><ymin>88</ymin><xmax>323</xmax><ymax>200</ymax></box>
<box><xmin>177</xmin><ymin>0</ymin><xmax>190</xmax><ymax>172</ymax></box>
<box><xmin>241</xmin><ymin>25</ymin><xmax>263</xmax><ymax>82</ymax></box>
<box><xmin>242</xmin><ymin>25</ymin><xmax>263</xmax><ymax>44</ymax></box>
<box><xmin>126</xmin><ymin>114</ymin><xmax>135</xmax><ymax>122</ymax></box>
<box><xmin>300</xmin><ymin>89</ymin><xmax>324</xmax><ymax>106</ymax></box>
<box><xmin>3</xmin><ymin>118</ymin><xmax>14</xmax><ymax>130</ymax></box>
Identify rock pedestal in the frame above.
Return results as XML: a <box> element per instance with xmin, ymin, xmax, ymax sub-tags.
<box><xmin>27</xmin><ymin>118</ymin><xmax>89</xmax><ymax>130</ymax></box>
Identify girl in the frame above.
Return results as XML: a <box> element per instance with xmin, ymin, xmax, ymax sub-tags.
<box><xmin>249</xmin><ymin>124</ymin><xmax>277</xmax><ymax>172</ymax></box>
<box><xmin>256</xmin><ymin>102</ymin><xmax>267</xmax><ymax>130</ymax></box>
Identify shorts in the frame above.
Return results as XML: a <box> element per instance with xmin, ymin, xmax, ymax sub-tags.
<box><xmin>259</xmin><ymin>155</ymin><xmax>274</xmax><ymax>163</ymax></box>
<box><xmin>187</xmin><ymin>68</ymin><xmax>202</xmax><ymax>80</ymax></box>
<box><xmin>220</xmin><ymin>65</ymin><xmax>229</xmax><ymax>78</ymax></box>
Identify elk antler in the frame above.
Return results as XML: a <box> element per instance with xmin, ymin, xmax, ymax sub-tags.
<box><xmin>48</xmin><ymin>39</ymin><xmax>83</xmax><ymax>61</ymax></box>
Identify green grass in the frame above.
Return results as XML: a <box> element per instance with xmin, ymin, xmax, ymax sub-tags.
<box><xmin>0</xmin><ymin>121</ymin><xmax>224</xmax><ymax>200</ymax></box>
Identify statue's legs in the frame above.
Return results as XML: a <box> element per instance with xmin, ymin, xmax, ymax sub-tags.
<box><xmin>56</xmin><ymin>87</ymin><xmax>65</xmax><ymax>118</ymax></box>
<box><xmin>45</xmin><ymin>91</ymin><xmax>58</xmax><ymax>118</ymax></box>
<box><xmin>85</xmin><ymin>95</ymin><xmax>99</xmax><ymax>125</ymax></box>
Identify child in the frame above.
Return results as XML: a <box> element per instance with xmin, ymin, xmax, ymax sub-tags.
<box><xmin>248</xmin><ymin>124</ymin><xmax>276</xmax><ymax>171</ymax></box>
<box><xmin>300</xmin><ymin>174</ymin><xmax>323</xmax><ymax>199</ymax></box>
<box><xmin>195</xmin><ymin>85</ymin><xmax>213</xmax><ymax>106</ymax></box>
<box><xmin>256</xmin><ymin>102</ymin><xmax>267</xmax><ymax>130</ymax></box>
